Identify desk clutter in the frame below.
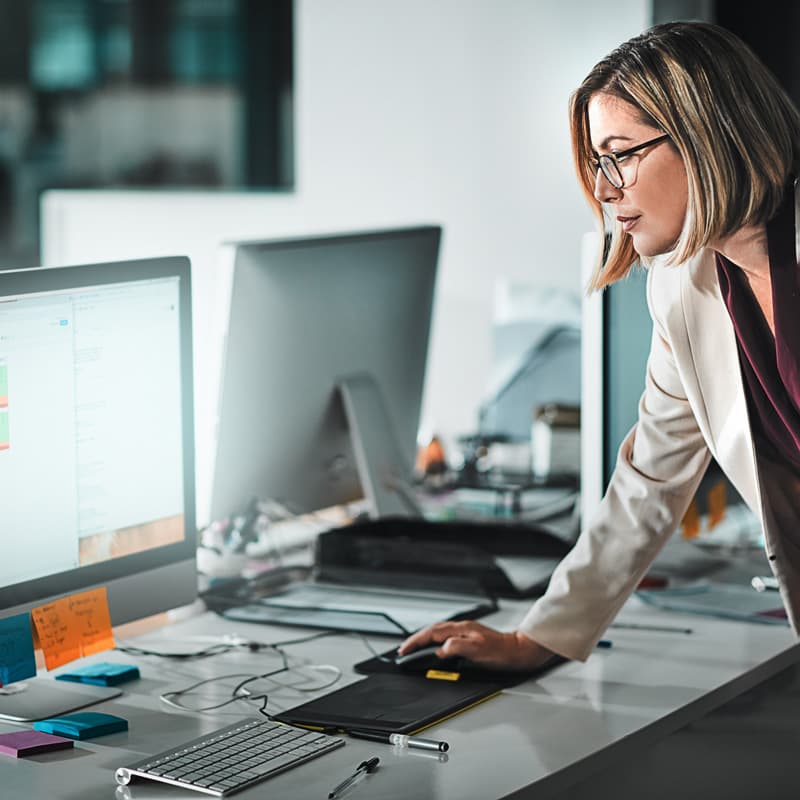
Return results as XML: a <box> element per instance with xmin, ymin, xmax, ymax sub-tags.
<box><xmin>0</xmin><ymin>588</ymin><xmax>116</xmax><ymax>686</ymax></box>
<box><xmin>314</xmin><ymin>516</ymin><xmax>572</xmax><ymax>599</ymax></box>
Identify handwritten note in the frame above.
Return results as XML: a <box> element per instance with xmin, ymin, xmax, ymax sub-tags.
<box><xmin>67</xmin><ymin>588</ymin><xmax>115</xmax><ymax>656</ymax></box>
<box><xmin>31</xmin><ymin>599</ymin><xmax>82</xmax><ymax>670</ymax></box>
<box><xmin>31</xmin><ymin>588</ymin><xmax>115</xmax><ymax>671</ymax></box>
<box><xmin>0</xmin><ymin>613</ymin><xmax>37</xmax><ymax>686</ymax></box>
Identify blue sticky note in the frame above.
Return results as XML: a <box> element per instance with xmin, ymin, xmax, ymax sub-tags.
<box><xmin>55</xmin><ymin>662</ymin><xmax>140</xmax><ymax>686</ymax></box>
<box><xmin>34</xmin><ymin>712</ymin><xmax>128</xmax><ymax>739</ymax></box>
<box><xmin>0</xmin><ymin>613</ymin><xmax>37</xmax><ymax>686</ymax></box>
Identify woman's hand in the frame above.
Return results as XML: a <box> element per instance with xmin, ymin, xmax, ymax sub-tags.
<box><xmin>398</xmin><ymin>620</ymin><xmax>555</xmax><ymax>671</ymax></box>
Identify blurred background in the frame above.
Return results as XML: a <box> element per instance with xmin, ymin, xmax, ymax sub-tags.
<box><xmin>1</xmin><ymin>0</ymin><xmax>797</xmax><ymax>460</ymax></box>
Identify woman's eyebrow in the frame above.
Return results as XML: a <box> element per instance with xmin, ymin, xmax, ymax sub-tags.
<box><xmin>595</xmin><ymin>134</ymin><xmax>635</xmax><ymax>151</ymax></box>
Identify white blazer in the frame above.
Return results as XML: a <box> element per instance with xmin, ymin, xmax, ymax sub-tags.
<box><xmin>519</xmin><ymin>188</ymin><xmax>800</xmax><ymax>662</ymax></box>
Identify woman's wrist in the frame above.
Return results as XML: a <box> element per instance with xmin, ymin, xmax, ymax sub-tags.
<box><xmin>509</xmin><ymin>631</ymin><xmax>555</xmax><ymax>669</ymax></box>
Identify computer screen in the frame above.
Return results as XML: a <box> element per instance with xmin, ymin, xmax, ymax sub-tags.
<box><xmin>0</xmin><ymin>256</ymin><xmax>196</xmax><ymax>720</ymax></box>
<box><xmin>210</xmin><ymin>226</ymin><xmax>441</xmax><ymax>522</ymax></box>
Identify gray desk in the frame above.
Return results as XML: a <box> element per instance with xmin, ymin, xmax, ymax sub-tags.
<box><xmin>2</xmin><ymin>597</ymin><xmax>799</xmax><ymax>800</ymax></box>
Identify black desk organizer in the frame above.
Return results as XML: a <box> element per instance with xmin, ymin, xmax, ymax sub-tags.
<box><xmin>314</xmin><ymin>516</ymin><xmax>572</xmax><ymax>599</ymax></box>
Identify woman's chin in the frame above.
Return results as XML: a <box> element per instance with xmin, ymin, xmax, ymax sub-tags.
<box><xmin>628</xmin><ymin>233</ymin><xmax>675</xmax><ymax>259</ymax></box>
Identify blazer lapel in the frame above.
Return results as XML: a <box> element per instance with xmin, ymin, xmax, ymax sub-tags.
<box><xmin>679</xmin><ymin>250</ymin><xmax>761</xmax><ymax>512</ymax></box>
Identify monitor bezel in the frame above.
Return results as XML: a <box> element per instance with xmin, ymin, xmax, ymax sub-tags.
<box><xmin>0</xmin><ymin>256</ymin><xmax>197</xmax><ymax>619</ymax></box>
<box><xmin>209</xmin><ymin>225</ymin><xmax>441</xmax><ymax>521</ymax></box>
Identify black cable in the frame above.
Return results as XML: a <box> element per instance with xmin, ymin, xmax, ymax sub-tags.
<box><xmin>116</xmin><ymin>642</ymin><xmax>239</xmax><ymax>659</ymax></box>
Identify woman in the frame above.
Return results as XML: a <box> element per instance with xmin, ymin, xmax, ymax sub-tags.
<box><xmin>400</xmin><ymin>21</ymin><xmax>800</xmax><ymax>669</ymax></box>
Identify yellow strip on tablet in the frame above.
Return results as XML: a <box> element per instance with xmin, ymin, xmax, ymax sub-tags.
<box><xmin>425</xmin><ymin>670</ymin><xmax>460</xmax><ymax>681</ymax></box>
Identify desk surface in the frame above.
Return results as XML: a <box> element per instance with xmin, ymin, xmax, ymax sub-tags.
<box><xmin>2</xmin><ymin>596</ymin><xmax>798</xmax><ymax>800</ymax></box>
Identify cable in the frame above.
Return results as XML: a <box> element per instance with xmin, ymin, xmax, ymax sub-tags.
<box><xmin>156</xmin><ymin>634</ymin><xmax>349</xmax><ymax>717</ymax></box>
<box><xmin>116</xmin><ymin>642</ymin><xmax>240</xmax><ymax>660</ymax></box>
<box><xmin>132</xmin><ymin>626</ymin><xmax>402</xmax><ymax>717</ymax></box>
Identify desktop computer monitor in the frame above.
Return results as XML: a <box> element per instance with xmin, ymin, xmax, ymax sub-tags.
<box><xmin>0</xmin><ymin>256</ymin><xmax>197</xmax><ymax>721</ymax></box>
<box><xmin>210</xmin><ymin>226</ymin><xmax>441</xmax><ymax>523</ymax></box>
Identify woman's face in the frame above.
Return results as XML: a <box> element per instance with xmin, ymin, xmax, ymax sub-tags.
<box><xmin>587</xmin><ymin>93</ymin><xmax>688</xmax><ymax>258</ymax></box>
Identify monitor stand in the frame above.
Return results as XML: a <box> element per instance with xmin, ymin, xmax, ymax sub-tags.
<box><xmin>337</xmin><ymin>373</ymin><xmax>423</xmax><ymax>519</ymax></box>
<box><xmin>0</xmin><ymin>677</ymin><xmax>122</xmax><ymax>723</ymax></box>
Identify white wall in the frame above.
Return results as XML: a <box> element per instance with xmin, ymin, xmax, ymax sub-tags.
<box><xmin>41</xmin><ymin>0</ymin><xmax>652</xmax><ymax>473</ymax></box>
<box><xmin>294</xmin><ymin>0</ymin><xmax>650</xmax><ymax>445</ymax></box>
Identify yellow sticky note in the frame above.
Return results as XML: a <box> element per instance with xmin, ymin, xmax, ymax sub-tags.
<box><xmin>31</xmin><ymin>599</ymin><xmax>82</xmax><ymax>670</ymax></box>
<box><xmin>681</xmin><ymin>499</ymin><xmax>700</xmax><ymax>540</ymax></box>
<box><xmin>707</xmin><ymin>480</ymin><xmax>727</xmax><ymax>530</ymax></box>
<box><xmin>67</xmin><ymin>588</ymin><xmax>116</xmax><ymax>657</ymax></box>
<box><xmin>31</xmin><ymin>588</ymin><xmax>115</xmax><ymax>670</ymax></box>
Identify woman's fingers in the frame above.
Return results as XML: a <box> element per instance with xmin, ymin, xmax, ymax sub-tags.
<box><xmin>398</xmin><ymin>620</ymin><xmax>478</xmax><ymax>655</ymax></box>
<box><xmin>399</xmin><ymin>621</ymin><xmax>553</xmax><ymax>670</ymax></box>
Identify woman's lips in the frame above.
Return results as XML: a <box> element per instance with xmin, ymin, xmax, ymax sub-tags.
<box><xmin>617</xmin><ymin>215</ymin><xmax>640</xmax><ymax>233</ymax></box>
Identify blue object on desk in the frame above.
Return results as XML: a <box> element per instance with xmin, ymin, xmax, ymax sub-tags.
<box><xmin>34</xmin><ymin>712</ymin><xmax>129</xmax><ymax>739</ymax></box>
<box><xmin>0</xmin><ymin>612</ymin><xmax>37</xmax><ymax>685</ymax></box>
<box><xmin>55</xmin><ymin>662</ymin><xmax>140</xmax><ymax>686</ymax></box>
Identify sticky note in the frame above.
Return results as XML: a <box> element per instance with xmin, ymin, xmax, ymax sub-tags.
<box><xmin>0</xmin><ymin>613</ymin><xmax>37</xmax><ymax>686</ymax></box>
<box><xmin>681</xmin><ymin>499</ymin><xmax>700</xmax><ymax>540</ymax></box>
<box><xmin>34</xmin><ymin>712</ymin><xmax>128</xmax><ymax>739</ymax></box>
<box><xmin>56</xmin><ymin>662</ymin><xmax>139</xmax><ymax>686</ymax></box>
<box><xmin>31</xmin><ymin>598</ymin><xmax>82</xmax><ymax>670</ymax></box>
<box><xmin>0</xmin><ymin>730</ymin><xmax>73</xmax><ymax>757</ymax></box>
<box><xmin>707</xmin><ymin>479</ymin><xmax>727</xmax><ymax>530</ymax></box>
<box><xmin>66</xmin><ymin>588</ymin><xmax>115</xmax><ymax>656</ymax></box>
<box><xmin>32</xmin><ymin>588</ymin><xmax>115</xmax><ymax>671</ymax></box>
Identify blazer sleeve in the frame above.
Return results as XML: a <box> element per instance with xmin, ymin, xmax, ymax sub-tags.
<box><xmin>517</xmin><ymin>265</ymin><xmax>712</xmax><ymax>661</ymax></box>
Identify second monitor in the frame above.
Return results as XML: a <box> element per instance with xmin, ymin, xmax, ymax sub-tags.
<box><xmin>210</xmin><ymin>226</ymin><xmax>441</xmax><ymax>522</ymax></box>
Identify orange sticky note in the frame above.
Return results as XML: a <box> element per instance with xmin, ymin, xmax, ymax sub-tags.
<box><xmin>67</xmin><ymin>588</ymin><xmax>115</xmax><ymax>656</ymax></box>
<box><xmin>31</xmin><ymin>599</ymin><xmax>82</xmax><ymax>670</ymax></box>
<box><xmin>31</xmin><ymin>588</ymin><xmax>115</xmax><ymax>670</ymax></box>
<box><xmin>707</xmin><ymin>480</ymin><xmax>727</xmax><ymax>530</ymax></box>
<box><xmin>681</xmin><ymin>499</ymin><xmax>701</xmax><ymax>540</ymax></box>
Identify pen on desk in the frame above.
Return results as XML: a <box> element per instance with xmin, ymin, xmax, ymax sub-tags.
<box><xmin>328</xmin><ymin>756</ymin><xmax>379</xmax><ymax>799</ymax></box>
<box><xmin>348</xmin><ymin>729</ymin><xmax>449</xmax><ymax>752</ymax></box>
<box><xmin>609</xmin><ymin>622</ymin><xmax>693</xmax><ymax>634</ymax></box>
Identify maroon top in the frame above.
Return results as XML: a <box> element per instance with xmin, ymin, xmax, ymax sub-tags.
<box><xmin>716</xmin><ymin>184</ymin><xmax>800</xmax><ymax>474</ymax></box>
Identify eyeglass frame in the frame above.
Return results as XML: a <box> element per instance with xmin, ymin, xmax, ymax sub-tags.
<box><xmin>590</xmin><ymin>134</ymin><xmax>671</xmax><ymax>189</ymax></box>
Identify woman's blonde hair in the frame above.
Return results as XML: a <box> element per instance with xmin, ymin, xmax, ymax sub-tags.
<box><xmin>573</xmin><ymin>21</ymin><xmax>800</xmax><ymax>290</ymax></box>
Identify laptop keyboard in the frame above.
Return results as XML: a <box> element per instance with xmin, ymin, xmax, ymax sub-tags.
<box><xmin>115</xmin><ymin>717</ymin><xmax>345</xmax><ymax>796</ymax></box>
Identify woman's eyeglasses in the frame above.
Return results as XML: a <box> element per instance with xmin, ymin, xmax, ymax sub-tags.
<box><xmin>590</xmin><ymin>134</ymin><xmax>670</xmax><ymax>189</ymax></box>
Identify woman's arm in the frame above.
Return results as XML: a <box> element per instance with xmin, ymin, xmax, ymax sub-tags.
<box><xmin>403</xmin><ymin>264</ymin><xmax>712</xmax><ymax>670</ymax></box>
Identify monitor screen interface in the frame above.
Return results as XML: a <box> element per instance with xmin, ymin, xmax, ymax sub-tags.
<box><xmin>1</xmin><ymin>277</ymin><xmax>184</xmax><ymax>588</ymax></box>
<box><xmin>0</xmin><ymin>258</ymin><xmax>196</xmax><ymax>621</ymax></box>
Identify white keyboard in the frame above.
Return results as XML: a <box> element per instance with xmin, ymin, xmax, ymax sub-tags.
<box><xmin>115</xmin><ymin>717</ymin><xmax>345</xmax><ymax>796</ymax></box>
